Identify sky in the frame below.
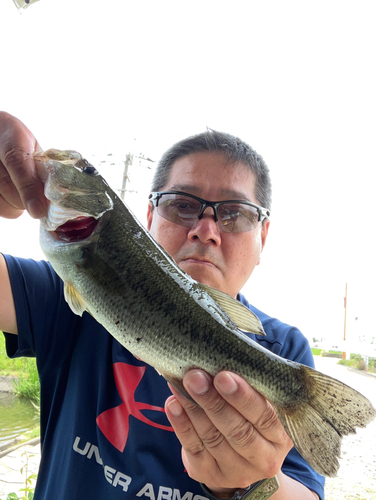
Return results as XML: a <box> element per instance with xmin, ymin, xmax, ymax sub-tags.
<box><xmin>1</xmin><ymin>0</ymin><xmax>375</xmax><ymax>345</ymax></box>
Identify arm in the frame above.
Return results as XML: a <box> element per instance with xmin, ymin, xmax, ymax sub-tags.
<box><xmin>0</xmin><ymin>253</ymin><xmax>17</xmax><ymax>334</ymax></box>
<box><xmin>165</xmin><ymin>370</ymin><xmax>320</xmax><ymax>500</ymax></box>
<box><xmin>0</xmin><ymin>111</ymin><xmax>46</xmax><ymax>333</ymax></box>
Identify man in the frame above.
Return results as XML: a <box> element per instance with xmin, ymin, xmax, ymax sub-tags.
<box><xmin>0</xmin><ymin>111</ymin><xmax>324</xmax><ymax>499</ymax></box>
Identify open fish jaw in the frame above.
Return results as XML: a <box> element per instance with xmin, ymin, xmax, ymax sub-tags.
<box><xmin>34</xmin><ymin>149</ymin><xmax>114</xmax><ymax>232</ymax></box>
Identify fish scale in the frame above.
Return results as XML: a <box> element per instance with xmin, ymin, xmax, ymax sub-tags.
<box><xmin>35</xmin><ymin>148</ymin><xmax>376</xmax><ymax>478</ymax></box>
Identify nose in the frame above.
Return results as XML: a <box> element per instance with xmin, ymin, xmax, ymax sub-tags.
<box><xmin>187</xmin><ymin>206</ymin><xmax>221</xmax><ymax>245</ymax></box>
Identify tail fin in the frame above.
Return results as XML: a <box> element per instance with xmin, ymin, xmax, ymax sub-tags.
<box><xmin>275</xmin><ymin>366</ymin><xmax>376</xmax><ymax>477</ymax></box>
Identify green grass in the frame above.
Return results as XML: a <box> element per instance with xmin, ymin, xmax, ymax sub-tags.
<box><xmin>0</xmin><ymin>333</ymin><xmax>37</xmax><ymax>378</ymax></box>
<box><xmin>12</xmin><ymin>365</ymin><xmax>40</xmax><ymax>404</ymax></box>
<box><xmin>311</xmin><ymin>348</ymin><xmax>343</xmax><ymax>356</ymax></box>
<box><xmin>311</xmin><ymin>348</ymin><xmax>322</xmax><ymax>356</ymax></box>
<box><xmin>19</xmin><ymin>426</ymin><xmax>40</xmax><ymax>444</ymax></box>
<box><xmin>0</xmin><ymin>332</ymin><xmax>40</xmax><ymax>402</ymax></box>
<box><xmin>312</xmin><ymin>346</ymin><xmax>376</xmax><ymax>374</ymax></box>
<box><xmin>338</xmin><ymin>353</ymin><xmax>376</xmax><ymax>373</ymax></box>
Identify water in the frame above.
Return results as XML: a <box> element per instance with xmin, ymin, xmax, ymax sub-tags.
<box><xmin>0</xmin><ymin>392</ymin><xmax>39</xmax><ymax>445</ymax></box>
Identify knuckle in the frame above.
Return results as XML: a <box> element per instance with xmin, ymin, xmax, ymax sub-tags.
<box><xmin>201</xmin><ymin>427</ymin><xmax>225</xmax><ymax>450</ymax></box>
<box><xmin>4</xmin><ymin>146</ymin><xmax>30</xmax><ymax>168</ymax></box>
<box><xmin>0</xmin><ymin>171</ymin><xmax>13</xmax><ymax>190</ymax></box>
<box><xmin>3</xmin><ymin>147</ymin><xmax>36</xmax><ymax>191</ymax></box>
<box><xmin>255</xmin><ymin>403</ymin><xmax>280</xmax><ymax>431</ymax></box>
<box><xmin>176</xmin><ymin>423</ymin><xmax>206</xmax><ymax>457</ymax></box>
<box><xmin>186</xmin><ymin>440</ymin><xmax>206</xmax><ymax>457</ymax></box>
<box><xmin>204</xmin><ymin>393</ymin><xmax>228</xmax><ymax>417</ymax></box>
<box><xmin>228</xmin><ymin>421</ymin><xmax>257</xmax><ymax>448</ymax></box>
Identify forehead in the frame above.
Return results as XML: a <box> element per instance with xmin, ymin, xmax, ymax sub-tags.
<box><xmin>166</xmin><ymin>151</ymin><xmax>257</xmax><ymax>201</ymax></box>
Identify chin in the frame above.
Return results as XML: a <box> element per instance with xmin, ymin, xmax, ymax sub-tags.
<box><xmin>180</xmin><ymin>263</ymin><xmax>221</xmax><ymax>289</ymax></box>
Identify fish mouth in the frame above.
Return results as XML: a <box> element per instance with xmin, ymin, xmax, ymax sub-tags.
<box><xmin>53</xmin><ymin>216</ymin><xmax>99</xmax><ymax>242</ymax></box>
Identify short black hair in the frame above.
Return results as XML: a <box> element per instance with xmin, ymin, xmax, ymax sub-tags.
<box><xmin>151</xmin><ymin>129</ymin><xmax>272</xmax><ymax>210</ymax></box>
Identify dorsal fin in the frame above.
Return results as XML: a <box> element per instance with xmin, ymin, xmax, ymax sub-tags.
<box><xmin>201</xmin><ymin>284</ymin><xmax>266</xmax><ymax>336</ymax></box>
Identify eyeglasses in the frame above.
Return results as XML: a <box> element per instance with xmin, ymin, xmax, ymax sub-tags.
<box><xmin>149</xmin><ymin>191</ymin><xmax>270</xmax><ymax>233</ymax></box>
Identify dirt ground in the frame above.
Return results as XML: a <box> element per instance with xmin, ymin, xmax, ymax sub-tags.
<box><xmin>314</xmin><ymin>356</ymin><xmax>376</xmax><ymax>500</ymax></box>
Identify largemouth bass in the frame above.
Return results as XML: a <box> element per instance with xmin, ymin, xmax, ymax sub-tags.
<box><xmin>35</xmin><ymin>148</ymin><xmax>376</xmax><ymax>478</ymax></box>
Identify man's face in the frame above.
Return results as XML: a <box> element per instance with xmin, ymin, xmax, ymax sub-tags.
<box><xmin>147</xmin><ymin>152</ymin><xmax>269</xmax><ymax>298</ymax></box>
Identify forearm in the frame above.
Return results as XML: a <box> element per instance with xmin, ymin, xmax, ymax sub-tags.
<box><xmin>207</xmin><ymin>472</ymin><xmax>319</xmax><ymax>500</ymax></box>
<box><xmin>273</xmin><ymin>472</ymin><xmax>319</xmax><ymax>499</ymax></box>
<box><xmin>0</xmin><ymin>253</ymin><xmax>18</xmax><ymax>334</ymax></box>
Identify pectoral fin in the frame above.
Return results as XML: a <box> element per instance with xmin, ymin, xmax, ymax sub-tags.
<box><xmin>201</xmin><ymin>284</ymin><xmax>266</xmax><ymax>335</ymax></box>
<box><xmin>64</xmin><ymin>282</ymin><xmax>88</xmax><ymax>316</ymax></box>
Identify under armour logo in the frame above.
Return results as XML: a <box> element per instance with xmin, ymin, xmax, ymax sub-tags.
<box><xmin>96</xmin><ymin>363</ymin><xmax>173</xmax><ymax>452</ymax></box>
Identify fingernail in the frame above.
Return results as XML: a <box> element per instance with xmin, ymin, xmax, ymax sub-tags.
<box><xmin>215</xmin><ymin>372</ymin><xmax>238</xmax><ymax>395</ymax></box>
<box><xmin>167</xmin><ymin>399</ymin><xmax>183</xmax><ymax>417</ymax></box>
<box><xmin>26</xmin><ymin>198</ymin><xmax>45</xmax><ymax>219</ymax></box>
<box><xmin>187</xmin><ymin>371</ymin><xmax>209</xmax><ymax>395</ymax></box>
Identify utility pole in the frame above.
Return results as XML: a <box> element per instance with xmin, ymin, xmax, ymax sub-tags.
<box><xmin>343</xmin><ymin>283</ymin><xmax>348</xmax><ymax>360</ymax></box>
<box><xmin>120</xmin><ymin>153</ymin><xmax>133</xmax><ymax>201</ymax></box>
<box><xmin>118</xmin><ymin>149</ymin><xmax>155</xmax><ymax>201</ymax></box>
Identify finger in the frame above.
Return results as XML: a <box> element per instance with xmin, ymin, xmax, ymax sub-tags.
<box><xmin>166</xmin><ymin>385</ymin><xmax>261</xmax><ymax>488</ymax></box>
<box><xmin>165</xmin><ymin>394</ymin><xmax>205</xmax><ymax>455</ymax></box>
<box><xmin>0</xmin><ymin>112</ymin><xmax>46</xmax><ymax>218</ymax></box>
<box><xmin>166</xmin><ymin>388</ymin><xmax>227</xmax><ymax>455</ymax></box>
<box><xmin>165</xmin><ymin>394</ymin><xmax>219</xmax><ymax>480</ymax></box>
<box><xmin>214</xmin><ymin>372</ymin><xmax>292</xmax><ymax>448</ymax></box>
<box><xmin>0</xmin><ymin>193</ymin><xmax>24</xmax><ymax>219</ymax></box>
<box><xmin>1</xmin><ymin>146</ymin><xmax>46</xmax><ymax>219</ymax></box>
<box><xmin>182</xmin><ymin>371</ymin><xmax>262</xmax><ymax>456</ymax></box>
<box><xmin>0</xmin><ymin>161</ymin><xmax>24</xmax><ymax>217</ymax></box>
<box><xmin>183</xmin><ymin>371</ymin><xmax>291</xmax><ymax>462</ymax></box>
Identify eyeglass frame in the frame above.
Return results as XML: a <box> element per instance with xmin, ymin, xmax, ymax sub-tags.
<box><xmin>148</xmin><ymin>190</ymin><xmax>271</xmax><ymax>231</ymax></box>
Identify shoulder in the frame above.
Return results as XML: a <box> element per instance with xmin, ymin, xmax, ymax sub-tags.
<box><xmin>3</xmin><ymin>254</ymin><xmax>64</xmax><ymax>306</ymax></box>
<box><xmin>238</xmin><ymin>293</ymin><xmax>314</xmax><ymax>367</ymax></box>
<box><xmin>3</xmin><ymin>254</ymin><xmax>58</xmax><ymax>284</ymax></box>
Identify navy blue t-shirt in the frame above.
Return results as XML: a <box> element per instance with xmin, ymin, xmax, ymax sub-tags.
<box><xmin>3</xmin><ymin>255</ymin><xmax>325</xmax><ymax>500</ymax></box>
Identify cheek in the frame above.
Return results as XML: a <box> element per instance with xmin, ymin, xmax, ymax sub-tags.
<box><xmin>149</xmin><ymin>219</ymin><xmax>185</xmax><ymax>257</ymax></box>
<box><xmin>249</xmin><ymin>234</ymin><xmax>263</xmax><ymax>268</ymax></box>
<box><xmin>230</xmin><ymin>233</ymin><xmax>262</xmax><ymax>274</ymax></box>
<box><xmin>255</xmin><ymin>232</ymin><xmax>263</xmax><ymax>258</ymax></box>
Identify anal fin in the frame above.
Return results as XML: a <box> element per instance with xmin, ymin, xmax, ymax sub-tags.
<box><xmin>160</xmin><ymin>372</ymin><xmax>198</xmax><ymax>405</ymax></box>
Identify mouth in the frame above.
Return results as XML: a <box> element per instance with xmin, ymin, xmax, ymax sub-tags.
<box><xmin>53</xmin><ymin>217</ymin><xmax>99</xmax><ymax>242</ymax></box>
<box><xmin>181</xmin><ymin>258</ymin><xmax>218</xmax><ymax>269</ymax></box>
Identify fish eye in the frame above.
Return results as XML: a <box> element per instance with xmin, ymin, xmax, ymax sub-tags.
<box><xmin>80</xmin><ymin>159</ymin><xmax>98</xmax><ymax>175</ymax></box>
<box><xmin>84</xmin><ymin>165</ymin><xmax>97</xmax><ymax>175</ymax></box>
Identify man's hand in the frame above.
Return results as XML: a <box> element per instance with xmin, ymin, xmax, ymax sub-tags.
<box><xmin>0</xmin><ymin>111</ymin><xmax>46</xmax><ymax>219</ymax></box>
<box><xmin>165</xmin><ymin>370</ymin><xmax>293</xmax><ymax>498</ymax></box>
